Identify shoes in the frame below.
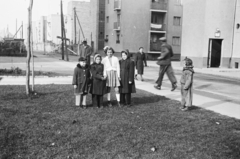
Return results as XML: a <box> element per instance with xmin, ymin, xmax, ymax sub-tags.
<box><xmin>82</xmin><ymin>105</ymin><xmax>87</xmax><ymax>109</ymax></box>
<box><xmin>181</xmin><ymin>107</ymin><xmax>189</xmax><ymax>111</ymax></box>
<box><xmin>134</xmin><ymin>75</ymin><xmax>138</xmax><ymax>80</ymax></box>
<box><xmin>107</xmin><ymin>101</ymin><xmax>112</xmax><ymax>107</ymax></box>
<box><xmin>99</xmin><ymin>105</ymin><xmax>104</xmax><ymax>109</ymax></box>
<box><xmin>126</xmin><ymin>104</ymin><xmax>132</xmax><ymax>107</ymax></box>
<box><xmin>154</xmin><ymin>85</ymin><xmax>161</xmax><ymax>90</ymax></box>
<box><xmin>171</xmin><ymin>84</ymin><xmax>177</xmax><ymax>91</ymax></box>
<box><xmin>118</xmin><ymin>102</ymin><xmax>123</xmax><ymax>107</ymax></box>
<box><xmin>141</xmin><ymin>79</ymin><xmax>144</xmax><ymax>81</ymax></box>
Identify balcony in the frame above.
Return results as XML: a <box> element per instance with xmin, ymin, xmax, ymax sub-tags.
<box><xmin>113</xmin><ymin>22</ymin><xmax>120</xmax><ymax>31</ymax></box>
<box><xmin>150</xmin><ymin>42</ymin><xmax>162</xmax><ymax>52</ymax></box>
<box><xmin>114</xmin><ymin>0</ymin><xmax>121</xmax><ymax>11</ymax></box>
<box><xmin>150</xmin><ymin>23</ymin><xmax>166</xmax><ymax>31</ymax></box>
<box><xmin>151</xmin><ymin>2</ymin><xmax>167</xmax><ymax>11</ymax></box>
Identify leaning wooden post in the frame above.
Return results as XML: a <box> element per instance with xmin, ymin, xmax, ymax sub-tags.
<box><xmin>26</xmin><ymin>0</ymin><xmax>33</xmax><ymax>95</ymax></box>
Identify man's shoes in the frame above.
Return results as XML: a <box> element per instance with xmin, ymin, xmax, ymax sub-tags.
<box><xmin>171</xmin><ymin>84</ymin><xmax>177</xmax><ymax>91</ymax></box>
<box><xmin>134</xmin><ymin>75</ymin><xmax>138</xmax><ymax>80</ymax></box>
<box><xmin>154</xmin><ymin>85</ymin><xmax>161</xmax><ymax>90</ymax></box>
<box><xmin>107</xmin><ymin>101</ymin><xmax>112</xmax><ymax>107</ymax></box>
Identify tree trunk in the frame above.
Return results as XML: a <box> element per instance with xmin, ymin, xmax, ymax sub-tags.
<box><xmin>26</xmin><ymin>0</ymin><xmax>33</xmax><ymax>95</ymax></box>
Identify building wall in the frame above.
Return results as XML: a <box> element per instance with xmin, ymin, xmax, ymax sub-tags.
<box><xmin>104</xmin><ymin>0</ymin><xmax>123</xmax><ymax>52</ymax></box>
<box><xmin>167</xmin><ymin>0</ymin><xmax>182</xmax><ymax>54</ymax></box>
<box><xmin>47</xmin><ymin>14</ymin><xmax>62</xmax><ymax>45</ymax></box>
<box><xmin>103</xmin><ymin>0</ymin><xmax>182</xmax><ymax>56</ymax></box>
<box><xmin>121</xmin><ymin>0</ymin><xmax>150</xmax><ymax>53</ymax></box>
<box><xmin>181</xmin><ymin>0</ymin><xmax>206</xmax><ymax>68</ymax></box>
<box><xmin>181</xmin><ymin>0</ymin><xmax>238</xmax><ymax>68</ymax></box>
<box><xmin>67</xmin><ymin>1</ymin><xmax>91</xmax><ymax>44</ymax></box>
<box><xmin>90</xmin><ymin>0</ymin><xmax>98</xmax><ymax>52</ymax></box>
<box><xmin>232</xmin><ymin>0</ymin><xmax>240</xmax><ymax>68</ymax></box>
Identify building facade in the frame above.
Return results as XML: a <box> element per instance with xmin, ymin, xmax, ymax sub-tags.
<box><xmin>67</xmin><ymin>0</ymin><xmax>91</xmax><ymax>45</ymax></box>
<box><xmin>91</xmin><ymin>0</ymin><xmax>182</xmax><ymax>58</ymax></box>
<box><xmin>181</xmin><ymin>0</ymin><xmax>240</xmax><ymax>68</ymax></box>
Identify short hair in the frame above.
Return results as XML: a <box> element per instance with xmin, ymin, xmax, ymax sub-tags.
<box><xmin>82</xmin><ymin>40</ymin><xmax>87</xmax><ymax>44</ymax></box>
<box><xmin>106</xmin><ymin>47</ymin><xmax>115</xmax><ymax>54</ymax></box>
<box><xmin>139</xmin><ymin>47</ymin><xmax>143</xmax><ymax>50</ymax></box>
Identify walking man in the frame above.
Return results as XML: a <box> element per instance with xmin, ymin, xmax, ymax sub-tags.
<box><xmin>154</xmin><ymin>37</ymin><xmax>177</xmax><ymax>91</ymax></box>
<box><xmin>79</xmin><ymin>40</ymin><xmax>92</xmax><ymax>66</ymax></box>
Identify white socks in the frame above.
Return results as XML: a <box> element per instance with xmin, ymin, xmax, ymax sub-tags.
<box><xmin>116</xmin><ymin>93</ymin><xmax>120</xmax><ymax>102</ymax></box>
<box><xmin>82</xmin><ymin>95</ymin><xmax>86</xmax><ymax>105</ymax></box>
<box><xmin>75</xmin><ymin>95</ymin><xmax>81</xmax><ymax>106</ymax></box>
<box><xmin>75</xmin><ymin>95</ymin><xmax>86</xmax><ymax>106</ymax></box>
<box><xmin>107</xmin><ymin>93</ymin><xmax>111</xmax><ymax>101</ymax></box>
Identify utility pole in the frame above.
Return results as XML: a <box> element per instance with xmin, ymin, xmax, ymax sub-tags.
<box><xmin>16</xmin><ymin>19</ymin><xmax>18</xmax><ymax>38</ymax></box>
<box><xmin>74</xmin><ymin>7</ymin><xmax>77</xmax><ymax>44</ymax></box>
<box><xmin>61</xmin><ymin>0</ymin><xmax>64</xmax><ymax>60</ymax></box>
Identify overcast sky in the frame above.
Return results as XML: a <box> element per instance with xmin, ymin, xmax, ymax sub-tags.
<box><xmin>0</xmin><ymin>0</ymin><xmax>89</xmax><ymax>35</ymax></box>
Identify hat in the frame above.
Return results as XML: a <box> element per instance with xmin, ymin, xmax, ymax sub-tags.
<box><xmin>103</xmin><ymin>46</ymin><xmax>109</xmax><ymax>53</ymax></box>
<box><xmin>94</xmin><ymin>53</ymin><xmax>101</xmax><ymax>62</ymax></box>
<box><xmin>159</xmin><ymin>37</ymin><xmax>166</xmax><ymax>41</ymax></box>
<box><xmin>184</xmin><ymin>57</ymin><xmax>193</xmax><ymax>66</ymax></box>
<box><xmin>78</xmin><ymin>57</ymin><xmax>86</xmax><ymax>62</ymax></box>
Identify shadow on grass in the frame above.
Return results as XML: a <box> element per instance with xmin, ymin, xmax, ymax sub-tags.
<box><xmin>132</xmin><ymin>95</ymin><xmax>170</xmax><ymax>106</ymax></box>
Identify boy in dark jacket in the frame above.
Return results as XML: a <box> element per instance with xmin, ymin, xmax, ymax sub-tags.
<box><xmin>119</xmin><ymin>50</ymin><xmax>136</xmax><ymax>107</ymax></box>
<box><xmin>72</xmin><ymin>57</ymin><xmax>91</xmax><ymax>108</ymax></box>
<box><xmin>90</xmin><ymin>54</ymin><xmax>108</xmax><ymax>108</ymax></box>
<box><xmin>180</xmin><ymin>57</ymin><xmax>194</xmax><ymax>111</ymax></box>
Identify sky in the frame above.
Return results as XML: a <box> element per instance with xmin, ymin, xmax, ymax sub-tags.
<box><xmin>0</xmin><ymin>0</ymin><xmax>89</xmax><ymax>36</ymax></box>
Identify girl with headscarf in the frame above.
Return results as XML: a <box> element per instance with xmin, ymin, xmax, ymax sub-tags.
<box><xmin>119</xmin><ymin>50</ymin><xmax>136</xmax><ymax>107</ymax></box>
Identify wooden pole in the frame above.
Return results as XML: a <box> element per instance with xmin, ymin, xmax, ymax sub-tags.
<box><xmin>26</xmin><ymin>0</ymin><xmax>33</xmax><ymax>95</ymax></box>
<box><xmin>74</xmin><ymin>7</ymin><xmax>77</xmax><ymax>44</ymax></box>
<box><xmin>63</xmin><ymin>15</ymin><xmax>69</xmax><ymax>61</ymax></box>
<box><xmin>61</xmin><ymin>0</ymin><xmax>64</xmax><ymax>60</ymax></box>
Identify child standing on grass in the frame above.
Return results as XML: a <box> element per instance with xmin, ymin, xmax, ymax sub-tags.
<box><xmin>119</xmin><ymin>50</ymin><xmax>136</xmax><ymax>107</ymax></box>
<box><xmin>90</xmin><ymin>54</ymin><xmax>109</xmax><ymax>108</ymax></box>
<box><xmin>72</xmin><ymin>57</ymin><xmax>91</xmax><ymax>109</ymax></box>
<box><xmin>180</xmin><ymin>57</ymin><xmax>194</xmax><ymax>111</ymax></box>
<box><xmin>102</xmin><ymin>47</ymin><xmax>121</xmax><ymax>107</ymax></box>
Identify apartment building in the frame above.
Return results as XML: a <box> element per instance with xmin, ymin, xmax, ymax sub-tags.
<box><xmin>91</xmin><ymin>0</ymin><xmax>182</xmax><ymax>58</ymax></box>
<box><xmin>181</xmin><ymin>0</ymin><xmax>240</xmax><ymax>68</ymax></box>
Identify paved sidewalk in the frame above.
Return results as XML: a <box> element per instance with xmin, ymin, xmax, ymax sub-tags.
<box><xmin>0</xmin><ymin>76</ymin><xmax>239</xmax><ymax>119</ymax></box>
<box><xmin>148</xmin><ymin>61</ymin><xmax>240</xmax><ymax>80</ymax></box>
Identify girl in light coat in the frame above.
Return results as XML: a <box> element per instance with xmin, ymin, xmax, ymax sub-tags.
<box><xmin>102</xmin><ymin>47</ymin><xmax>121</xmax><ymax>107</ymax></box>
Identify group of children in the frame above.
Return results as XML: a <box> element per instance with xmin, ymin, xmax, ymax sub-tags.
<box><xmin>72</xmin><ymin>46</ymin><xmax>194</xmax><ymax>111</ymax></box>
<box><xmin>72</xmin><ymin>46</ymin><xmax>136</xmax><ymax>108</ymax></box>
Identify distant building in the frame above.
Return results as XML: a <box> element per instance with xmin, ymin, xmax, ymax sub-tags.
<box><xmin>46</xmin><ymin>14</ymin><xmax>62</xmax><ymax>45</ymax></box>
<box><xmin>91</xmin><ymin>0</ymin><xmax>182</xmax><ymax>58</ymax></box>
<box><xmin>67</xmin><ymin>0</ymin><xmax>91</xmax><ymax>45</ymax></box>
<box><xmin>181</xmin><ymin>0</ymin><xmax>240</xmax><ymax>68</ymax></box>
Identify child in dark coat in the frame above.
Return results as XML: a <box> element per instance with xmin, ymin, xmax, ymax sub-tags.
<box><xmin>119</xmin><ymin>50</ymin><xmax>136</xmax><ymax>107</ymax></box>
<box><xmin>72</xmin><ymin>57</ymin><xmax>91</xmax><ymax>108</ymax></box>
<box><xmin>180</xmin><ymin>57</ymin><xmax>194</xmax><ymax>111</ymax></box>
<box><xmin>90</xmin><ymin>54</ymin><xmax>108</xmax><ymax>108</ymax></box>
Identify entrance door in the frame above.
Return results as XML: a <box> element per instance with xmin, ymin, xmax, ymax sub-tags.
<box><xmin>208</xmin><ymin>39</ymin><xmax>222</xmax><ymax>68</ymax></box>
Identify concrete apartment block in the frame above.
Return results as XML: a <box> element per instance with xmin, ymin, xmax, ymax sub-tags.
<box><xmin>181</xmin><ymin>0</ymin><xmax>240</xmax><ymax>68</ymax></box>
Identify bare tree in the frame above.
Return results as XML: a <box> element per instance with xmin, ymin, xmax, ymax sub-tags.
<box><xmin>26</xmin><ymin>0</ymin><xmax>33</xmax><ymax>95</ymax></box>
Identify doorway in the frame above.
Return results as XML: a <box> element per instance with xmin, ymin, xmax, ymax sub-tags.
<box><xmin>208</xmin><ymin>39</ymin><xmax>222</xmax><ymax>68</ymax></box>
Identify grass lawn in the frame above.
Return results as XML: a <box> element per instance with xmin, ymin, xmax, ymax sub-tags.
<box><xmin>0</xmin><ymin>85</ymin><xmax>240</xmax><ymax>159</ymax></box>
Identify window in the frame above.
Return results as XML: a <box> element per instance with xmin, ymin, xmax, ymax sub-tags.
<box><xmin>106</xmin><ymin>16</ymin><xmax>109</xmax><ymax>23</ymax></box>
<box><xmin>172</xmin><ymin>36</ymin><xmax>181</xmax><ymax>46</ymax></box>
<box><xmin>173</xmin><ymin>16</ymin><xmax>181</xmax><ymax>26</ymax></box>
<box><xmin>116</xmin><ymin>33</ymin><xmax>120</xmax><ymax>44</ymax></box>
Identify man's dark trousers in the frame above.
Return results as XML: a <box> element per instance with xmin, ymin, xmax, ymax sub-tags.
<box><xmin>156</xmin><ymin>64</ymin><xmax>177</xmax><ymax>87</ymax></box>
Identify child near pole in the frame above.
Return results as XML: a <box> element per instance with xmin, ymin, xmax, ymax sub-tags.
<box><xmin>72</xmin><ymin>57</ymin><xmax>91</xmax><ymax>108</ymax></box>
<box><xmin>90</xmin><ymin>54</ymin><xmax>109</xmax><ymax>108</ymax></box>
<box><xmin>119</xmin><ymin>50</ymin><xmax>136</xmax><ymax>107</ymax></box>
<box><xmin>102</xmin><ymin>47</ymin><xmax>121</xmax><ymax>107</ymax></box>
<box><xmin>180</xmin><ymin>57</ymin><xmax>194</xmax><ymax>111</ymax></box>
